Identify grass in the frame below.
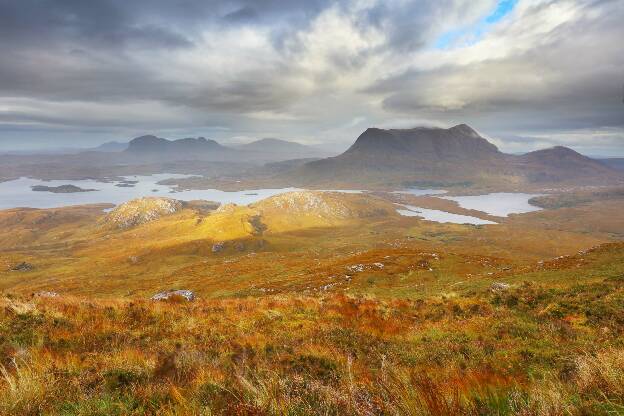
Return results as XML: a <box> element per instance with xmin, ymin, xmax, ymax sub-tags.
<box><xmin>0</xmin><ymin>270</ymin><xmax>624</xmax><ymax>414</ymax></box>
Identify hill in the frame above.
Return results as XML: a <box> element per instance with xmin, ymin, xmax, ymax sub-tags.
<box><xmin>102</xmin><ymin>197</ymin><xmax>184</xmax><ymax>229</ymax></box>
<box><xmin>513</xmin><ymin>146</ymin><xmax>620</xmax><ymax>183</ymax></box>
<box><xmin>293</xmin><ymin>124</ymin><xmax>623</xmax><ymax>188</ymax></box>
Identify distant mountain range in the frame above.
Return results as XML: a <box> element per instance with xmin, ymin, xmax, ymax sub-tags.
<box><xmin>119</xmin><ymin>135</ymin><xmax>330</xmax><ymax>163</ymax></box>
<box><xmin>293</xmin><ymin>124</ymin><xmax>623</xmax><ymax>188</ymax></box>
<box><xmin>1</xmin><ymin>126</ymin><xmax>621</xmax><ymax>189</ymax></box>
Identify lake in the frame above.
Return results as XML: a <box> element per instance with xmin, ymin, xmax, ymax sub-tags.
<box><xmin>0</xmin><ymin>177</ymin><xmax>545</xmax><ymax>223</ymax></box>
<box><xmin>441</xmin><ymin>192</ymin><xmax>543</xmax><ymax>217</ymax></box>
<box><xmin>396</xmin><ymin>205</ymin><xmax>497</xmax><ymax>225</ymax></box>
<box><xmin>392</xmin><ymin>188</ymin><xmax>447</xmax><ymax>196</ymax></box>
<box><xmin>0</xmin><ymin>175</ymin><xmax>302</xmax><ymax>210</ymax></box>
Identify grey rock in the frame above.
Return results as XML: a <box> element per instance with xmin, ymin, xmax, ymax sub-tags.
<box><xmin>151</xmin><ymin>290</ymin><xmax>195</xmax><ymax>302</ymax></box>
<box><xmin>34</xmin><ymin>291</ymin><xmax>59</xmax><ymax>298</ymax></box>
<box><xmin>11</xmin><ymin>262</ymin><xmax>34</xmax><ymax>271</ymax></box>
<box><xmin>490</xmin><ymin>282</ymin><xmax>511</xmax><ymax>292</ymax></box>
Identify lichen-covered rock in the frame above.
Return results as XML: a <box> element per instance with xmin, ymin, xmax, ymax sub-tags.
<box><xmin>103</xmin><ymin>197</ymin><xmax>183</xmax><ymax>229</ymax></box>
<box><xmin>151</xmin><ymin>290</ymin><xmax>195</xmax><ymax>302</ymax></box>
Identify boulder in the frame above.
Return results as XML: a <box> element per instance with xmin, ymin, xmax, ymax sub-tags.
<box><xmin>11</xmin><ymin>262</ymin><xmax>34</xmax><ymax>272</ymax></box>
<box><xmin>490</xmin><ymin>282</ymin><xmax>511</xmax><ymax>293</ymax></box>
<box><xmin>151</xmin><ymin>290</ymin><xmax>195</xmax><ymax>302</ymax></box>
<box><xmin>34</xmin><ymin>291</ymin><xmax>59</xmax><ymax>298</ymax></box>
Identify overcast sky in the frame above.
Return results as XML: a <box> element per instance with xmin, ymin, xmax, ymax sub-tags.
<box><xmin>0</xmin><ymin>0</ymin><xmax>622</xmax><ymax>155</ymax></box>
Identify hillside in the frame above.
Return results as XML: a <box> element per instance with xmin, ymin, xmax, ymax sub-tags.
<box><xmin>293</xmin><ymin>124</ymin><xmax>623</xmax><ymax>188</ymax></box>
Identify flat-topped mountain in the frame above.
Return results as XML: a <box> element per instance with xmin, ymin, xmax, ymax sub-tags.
<box><xmin>344</xmin><ymin>124</ymin><xmax>501</xmax><ymax>160</ymax></box>
<box><xmin>296</xmin><ymin>124</ymin><xmax>508</xmax><ymax>186</ymax></box>
<box><xmin>293</xmin><ymin>124</ymin><xmax>623</xmax><ymax>188</ymax></box>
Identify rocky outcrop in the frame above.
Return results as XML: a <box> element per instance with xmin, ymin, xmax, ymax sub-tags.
<box><xmin>254</xmin><ymin>191</ymin><xmax>352</xmax><ymax>219</ymax></box>
<box><xmin>103</xmin><ymin>197</ymin><xmax>183</xmax><ymax>229</ymax></box>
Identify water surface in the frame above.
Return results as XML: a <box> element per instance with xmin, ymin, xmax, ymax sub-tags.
<box><xmin>392</xmin><ymin>188</ymin><xmax>447</xmax><ymax>196</ymax></box>
<box><xmin>396</xmin><ymin>205</ymin><xmax>497</xmax><ymax>225</ymax></box>
<box><xmin>440</xmin><ymin>193</ymin><xmax>542</xmax><ymax>217</ymax></box>
<box><xmin>0</xmin><ymin>175</ymin><xmax>302</xmax><ymax>210</ymax></box>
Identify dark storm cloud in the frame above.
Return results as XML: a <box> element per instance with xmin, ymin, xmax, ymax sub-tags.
<box><xmin>0</xmin><ymin>0</ymin><xmax>343</xmax><ymax>111</ymax></box>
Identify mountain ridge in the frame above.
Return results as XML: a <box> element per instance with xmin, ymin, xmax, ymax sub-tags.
<box><xmin>293</xmin><ymin>124</ymin><xmax>623</xmax><ymax>187</ymax></box>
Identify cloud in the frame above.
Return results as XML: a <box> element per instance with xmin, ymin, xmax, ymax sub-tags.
<box><xmin>0</xmin><ymin>0</ymin><xmax>622</xmax><ymax>154</ymax></box>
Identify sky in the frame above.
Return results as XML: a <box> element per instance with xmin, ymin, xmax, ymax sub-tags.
<box><xmin>0</xmin><ymin>0</ymin><xmax>622</xmax><ymax>155</ymax></box>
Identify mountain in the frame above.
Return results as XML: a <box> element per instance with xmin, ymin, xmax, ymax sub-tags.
<box><xmin>295</xmin><ymin>124</ymin><xmax>509</xmax><ymax>186</ymax></box>
<box><xmin>122</xmin><ymin>135</ymin><xmax>331</xmax><ymax>163</ymax></box>
<box><xmin>126</xmin><ymin>135</ymin><xmax>228</xmax><ymax>154</ymax></box>
<box><xmin>293</xmin><ymin>124</ymin><xmax>623</xmax><ymax>188</ymax></box>
<box><xmin>236</xmin><ymin>138</ymin><xmax>332</xmax><ymax>160</ymax></box>
<box><xmin>124</xmin><ymin>135</ymin><xmax>237</xmax><ymax>162</ymax></box>
<box><xmin>343</xmin><ymin>124</ymin><xmax>500</xmax><ymax>160</ymax></box>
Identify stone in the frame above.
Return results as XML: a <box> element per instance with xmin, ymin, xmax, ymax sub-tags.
<box><xmin>34</xmin><ymin>291</ymin><xmax>59</xmax><ymax>298</ymax></box>
<box><xmin>490</xmin><ymin>282</ymin><xmax>511</xmax><ymax>292</ymax></box>
<box><xmin>11</xmin><ymin>262</ymin><xmax>34</xmax><ymax>272</ymax></box>
<box><xmin>151</xmin><ymin>290</ymin><xmax>195</xmax><ymax>302</ymax></box>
